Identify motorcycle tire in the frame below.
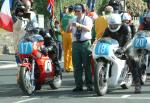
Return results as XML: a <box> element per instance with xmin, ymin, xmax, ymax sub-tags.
<box><xmin>94</xmin><ymin>61</ymin><xmax>108</xmax><ymax>96</ymax></box>
<box><xmin>18</xmin><ymin>67</ymin><xmax>35</xmax><ymax>95</ymax></box>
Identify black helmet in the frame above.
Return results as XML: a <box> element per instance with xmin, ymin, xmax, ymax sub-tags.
<box><xmin>39</xmin><ymin>29</ymin><xmax>46</xmax><ymax>37</ymax></box>
<box><xmin>68</xmin><ymin>5</ymin><xmax>74</xmax><ymax>12</ymax></box>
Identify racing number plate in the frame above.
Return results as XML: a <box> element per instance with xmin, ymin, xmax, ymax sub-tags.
<box><xmin>134</xmin><ymin>37</ymin><xmax>147</xmax><ymax>48</ymax></box>
<box><xmin>95</xmin><ymin>43</ymin><xmax>110</xmax><ymax>55</ymax></box>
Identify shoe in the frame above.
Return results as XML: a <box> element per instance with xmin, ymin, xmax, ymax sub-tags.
<box><xmin>134</xmin><ymin>83</ymin><xmax>141</xmax><ymax>93</ymax></box>
<box><xmin>72</xmin><ymin>87</ymin><xmax>83</xmax><ymax>92</ymax></box>
<box><xmin>141</xmin><ymin>73</ymin><xmax>147</xmax><ymax>85</ymax></box>
<box><xmin>65</xmin><ymin>69</ymin><xmax>73</xmax><ymax>73</ymax></box>
<box><xmin>120</xmin><ymin>73</ymin><xmax>132</xmax><ymax>89</ymax></box>
<box><xmin>87</xmin><ymin>86</ymin><xmax>93</xmax><ymax>91</ymax></box>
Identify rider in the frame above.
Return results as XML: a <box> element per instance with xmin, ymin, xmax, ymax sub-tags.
<box><xmin>121</xmin><ymin>11</ymin><xmax>150</xmax><ymax>94</ymax></box>
<box><xmin>131</xmin><ymin>11</ymin><xmax>150</xmax><ymax>93</ymax></box>
<box><xmin>121</xmin><ymin>12</ymin><xmax>136</xmax><ymax>38</ymax></box>
<box><xmin>39</xmin><ymin>29</ymin><xmax>62</xmax><ymax>77</ymax></box>
<box><xmin>102</xmin><ymin>13</ymin><xmax>132</xmax><ymax>47</ymax></box>
<box><xmin>101</xmin><ymin>14</ymin><xmax>145</xmax><ymax>93</ymax></box>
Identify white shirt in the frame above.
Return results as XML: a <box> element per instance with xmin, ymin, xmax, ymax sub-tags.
<box><xmin>70</xmin><ymin>14</ymin><xmax>93</xmax><ymax>42</ymax></box>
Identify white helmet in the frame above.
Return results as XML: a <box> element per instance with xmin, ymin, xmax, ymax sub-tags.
<box><xmin>121</xmin><ymin>13</ymin><xmax>132</xmax><ymax>21</ymax></box>
<box><xmin>108</xmin><ymin>14</ymin><xmax>122</xmax><ymax>32</ymax></box>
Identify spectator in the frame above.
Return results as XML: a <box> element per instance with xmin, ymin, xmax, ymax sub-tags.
<box><xmin>54</xmin><ymin>20</ymin><xmax>63</xmax><ymax>61</ymax></box>
<box><xmin>61</xmin><ymin>5</ymin><xmax>75</xmax><ymax>72</ymax></box>
<box><xmin>93</xmin><ymin>5</ymin><xmax>114</xmax><ymax>40</ymax></box>
<box><xmin>67</xmin><ymin>4</ymin><xmax>93</xmax><ymax>92</ymax></box>
<box><xmin>60</xmin><ymin>6</ymin><xmax>68</xmax><ymax>20</ymax></box>
<box><xmin>108</xmin><ymin>0</ymin><xmax>122</xmax><ymax>13</ymax></box>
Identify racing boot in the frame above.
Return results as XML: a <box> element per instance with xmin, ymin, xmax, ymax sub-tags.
<box><xmin>120</xmin><ymin>72</ymin><xmax>132</xmax><ymax>89</ymax></box>
<box><xmin>134</xmin><ymin>80</ymin><xmax>142</xmax><ymax>93</ymax></box>
<box><xmin>54</xmin><ymin>59</ymin><xmax>62</xmax><ymax>77</ymax></box>
<box><xmin>135</xmin><ymin>84</ymin><xmax>141</xmax><ymax>93</ymax></box>
<box><xmin>141</xmin><ymin>64</ymin><xmax>147</xmax><ymax>85</ymax></box>
<box><xmin>49</xmin><ymin>52</ymin><xmax>62</xmax><ymax>77</ymax></box>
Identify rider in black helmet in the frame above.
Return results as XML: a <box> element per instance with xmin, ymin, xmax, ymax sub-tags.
<box><xmin>39</xmin><ymin>29</ymin><xmax>62</xmax><ymax>76</ymax></box>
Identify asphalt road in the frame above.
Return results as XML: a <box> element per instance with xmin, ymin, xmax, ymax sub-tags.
<box><xmin>0</xmin><ymin>55</ymin><xmax>150</xmax><ymax>103</ymax></box>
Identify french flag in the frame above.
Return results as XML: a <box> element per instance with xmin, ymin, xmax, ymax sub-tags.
<box><xmin>0</xmin><ymin>0</ymin><xmax>13</xmax><ymax>32</ymax></box>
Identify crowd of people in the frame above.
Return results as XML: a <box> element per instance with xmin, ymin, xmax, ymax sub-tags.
<box><xmin>14</xmin><ymin>0</ymin><xmax>150</xmax><ymax>94</ymax></box>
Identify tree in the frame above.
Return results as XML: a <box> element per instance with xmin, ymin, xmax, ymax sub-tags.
<box><xmin>126</xmin><ymin>0</ymin><xmax>147</xmax><ymax>16</ymax></box>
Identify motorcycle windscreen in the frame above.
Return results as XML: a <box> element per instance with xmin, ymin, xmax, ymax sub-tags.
<box><xmin>95</xmin><ymin>42</ymin><xmax>110</xmax><ymax>56</ymax></box>
<box><xmin>18</xmin><ymin>41</ymin><xmax>33</xmax><ymax>54</ymax></box>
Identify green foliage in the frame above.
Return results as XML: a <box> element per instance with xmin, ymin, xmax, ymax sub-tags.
<box><xmin>33</xmin><ymin>0</ymin><xmax>49</xmax><ymax>18</ymax></box>
<box><xmin>32</xmin><ymin>0</ymin><xmax>109</xmax><ymax>20</ymax></box>
<box><xmin>7</xmin><ymin>0</ymin><xmax>147</xmax><ymax>21</ymax></box>
<box><xmin>96</xmin><ymin>0</ymin><xmax>108</xmax><ymax>15</ymax></box>
<box><xmin>0</xmin><ymin>0</ymin><xmax>3</xmax><ymax>7</ymax></box>
<box><xmin>126</xmin><ymin>0</ymin><xmax>147</xmax><ymax>16</ymax></box>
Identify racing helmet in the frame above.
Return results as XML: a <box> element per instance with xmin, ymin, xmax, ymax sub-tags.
<box><xmin>25</xmin><ymin>21</ymin><xmax>38</xmax><ymax>32</ymax></box>
<box><xmin>121</xmin><ymin>13</ymin><xmax>132</xmax><ymax>21</ymax></box>
<box><xmin>108</xmin><ymin>13</ymin><xmax>122</xmax><ymax>32</ymax></box>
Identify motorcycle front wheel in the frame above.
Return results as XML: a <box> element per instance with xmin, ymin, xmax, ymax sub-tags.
<box><xmin>94</xmin><ymin>61</ymin><xmax>108</xmax><ymax>96</ymax></box>
<box><xmin>18</xmin><ymin>67</ymin><xmax>35</xmax><ymax>95</ymax></box>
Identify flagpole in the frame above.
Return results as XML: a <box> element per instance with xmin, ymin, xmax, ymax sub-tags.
<box><xmin>59</xmin><ymin>0</ymin><xmax>62</xmax><ymax>21</ymax></box>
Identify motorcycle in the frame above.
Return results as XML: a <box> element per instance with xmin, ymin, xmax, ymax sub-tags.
<box><xmin>16</xmin><ymin>34</ymin><xmax>62</xmax><ymax>95</ymax></box>
<box><xmin>129</xmin><ymin>30</ymin><xmax>150</xmax><ymax>84</ymax></box>
<box><xmin>92</xmin><ymin>37</ymin><xmax>132</xmax><ymax>96</ymax></box>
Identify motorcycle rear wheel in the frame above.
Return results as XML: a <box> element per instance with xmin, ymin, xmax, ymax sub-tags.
<box><xmin>94</xmin><ymin>61</ymin><xmax>108</xmax><ymax>96</ymax></box>
<box><xmin>18</xmin><ymin>67</ymin><xmax>35</xmax><ymax>95</ymax></box>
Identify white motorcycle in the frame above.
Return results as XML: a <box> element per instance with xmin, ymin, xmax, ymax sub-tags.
<box><xmin>129</xmin><ymin>30</ymin><xmax>150</xmax><ymax>84</ymax></box>
<box><xmin>92</xmin><ymin>37</ymin><xmax>132</xmax><ymax>96</ymax></box>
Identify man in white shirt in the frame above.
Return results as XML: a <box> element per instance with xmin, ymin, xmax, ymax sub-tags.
<box><xmin>67</xmin><ymin>4</ymin><xmax>93</xmax><ymax>92</ymax></box>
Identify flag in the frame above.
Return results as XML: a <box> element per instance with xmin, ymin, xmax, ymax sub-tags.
<box><xmin>47</xmin><ymin>0</ymin><xmax>55</xmax><ymax>16</ymax></box>
<box><xmin>86</xmin><ymin>0</ymin><xmax>96</xmax><ymax>11</ymax></box>
<box><xmin>0</xmin><ymin>0</ymin><xmax>13</xmax><ymax>32</ymax></box>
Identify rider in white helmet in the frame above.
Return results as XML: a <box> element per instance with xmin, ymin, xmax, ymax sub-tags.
<box><xmin>102</xmin><ymin>14</ymin><xmax>144</xmax><ymax>93</ymax></box>
<box><xmin>107</xmin><ymin>13</ymin><xmax>122</xmax><ymax>33</ymax></box>
<box><xmin>121</xmin><ymin>12</ymin><xmax>136</xmax><ymax>38</ymax></box>
<box><xmin>103</xmin><ymin>13</ymin><xmax>132</xmax><ymax>49</ymax></box>
<box><xmin>121</xmin><ymin>12</ymin><xmax>132</xmax><ymax>24</ymax></box>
